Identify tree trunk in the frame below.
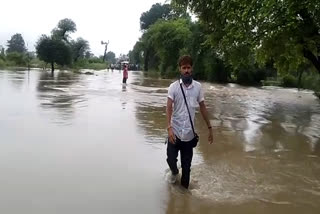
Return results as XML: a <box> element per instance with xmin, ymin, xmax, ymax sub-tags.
<box><xmin>144</xmin><ymin>48</ymin><xmax>149</xmax><ymax>71</ymax></box>
<box><xmin>297</xmin><ymin>70</ymin><xmax>304</xmax><ymax>90</ymax></box>
<box><xmin>51</xmin><ymin>62</ymin><xmax>54</xmax><ymax>76</ymax></box>
<box><xmin>303</xmin><ymin>48</ymin><xmax>320</xmax><ymax>74</ymax></box>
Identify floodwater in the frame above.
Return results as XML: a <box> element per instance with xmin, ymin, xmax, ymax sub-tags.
<box><xmin>0</xmin><ymin>69</ymin><xmax>319</xmax><ymax>214</ymax></box>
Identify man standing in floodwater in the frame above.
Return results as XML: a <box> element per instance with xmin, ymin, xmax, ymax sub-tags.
<box><xmin>166</xmin><ymin>55</ymin><xmax>213</xmax><ymax>189</ymax></box>
<box><xmin>123</xmin><ymin>64</ymin><xmax>128</xmax><ymax>84</ymax></box>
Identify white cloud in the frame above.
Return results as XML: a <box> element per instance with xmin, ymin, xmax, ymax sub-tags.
<box><xmin>0</xmin><ymin>0</ymin><xmax>164</xmax><ymax>57</ymax></box>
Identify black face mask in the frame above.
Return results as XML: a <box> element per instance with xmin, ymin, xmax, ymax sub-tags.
<box><xmin>181</xmin><ymin>74</ymin><xmax>193</xmax><ymax>85</ymax></box>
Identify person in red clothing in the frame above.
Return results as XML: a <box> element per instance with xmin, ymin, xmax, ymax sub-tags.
<box><xmin>122</xmin><ymin>64</ymin><xmax>128</xmax><ymax>84</ymax></box>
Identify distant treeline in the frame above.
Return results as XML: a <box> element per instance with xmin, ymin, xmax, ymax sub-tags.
<box><xmin>0</xmin><ymin>19</ymin><xmax>117</xmax><ymax>72</ymax></box>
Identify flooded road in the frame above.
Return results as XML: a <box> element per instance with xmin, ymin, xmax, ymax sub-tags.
<box><xmin>0</xmin><ymin>69</ymin><xmax>319</xmax><ymax>213</ymax></box>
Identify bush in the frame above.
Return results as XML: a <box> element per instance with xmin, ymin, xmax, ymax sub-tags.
<box><xmin>30</xmin><ymin>58</ymin><xmax>47</xmax><ymax>68</ymax></box>
<box><xmin>301</xmin><ymin>71</ymin><xmax>320</xmax><ymax>91</ymax></box>
<box><xmin>236</xmin><ymin>69</ymin><xmax>255</xmax><ymax>85</ymax></box>
<box><xmin>73</xmin><ymin>59</ymin><xmax>88</xmax><ymax>68</ymax></box>
<box><xmin>6</xmin><ymin>52</ymin><xmax>27</xmax><ymax>66</ymax></box>
<box><xmin>281</xmin><ymin>74</ymin><xmax>298</xmax><ymax>88</ymax></box>
<box><xmin>0</xmin><ymin>58</ymin><xmax>6</xmax><ymax>68</ymax></box>
<box><xmin>85</xmin><ymin>63</ymin><xmax>108</xmax><ymax>70</ymax></box>
<box><xmin>88</xmin><ymin>57</ymin><xmax>102</xmax><ymax>64</ymax></box>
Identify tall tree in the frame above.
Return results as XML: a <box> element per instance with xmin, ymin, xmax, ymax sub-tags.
<box><xmin>173</xmin><ymin>0</ymin><xmax>320</xmax><ymax>74</ymax></box>
<box><xmin>36</xmin><ymin>35</ymin><xmax>72</xmax><ymax>73</ymax></box>
<box><xmin>85</xmin><ymin>51</ymin><xmax>93</xmax><ymax>59</ymax></box>
<box><xmin>129</xmin><ymin>41</ymin><xmax>143</xmax><ymax>65</ymax></box>
<box><xmin>105</xmin><ymin>51</ymin><xmax>116</xmax><ymax>64</ymax></box>
<box><xmin>0</xmin><ymin>46</ymin><xmax>5</xmax><ymax>58</ymax></box>
<box><xmin>51</xmin><ymin>18</ymin><xmax>77</xmax><ymax>42</ymax></box>
<box><xmin>140</xmin><ymin>3</ymin><xmax>187</xmax><ymax>31</ymax></box>
<box><xmin>6</xmin><ymin>33</ymin><xmax>27</xmax><ymax>53</ymax></box>
<box><xmin>145</xmin><ymin>18</ymin><xmax>192</xmax><ymax>76</ymax></box>
<box><xmin>70</xmin><ymin>37</ymin><xmax>89</xmax><ymax>62</ymax></box>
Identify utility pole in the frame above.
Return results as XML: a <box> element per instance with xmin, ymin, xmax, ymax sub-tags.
<box><xmin>101</xmin><ymin>40</ymin><xmax>109</xmax><ymax>62</ymax></box>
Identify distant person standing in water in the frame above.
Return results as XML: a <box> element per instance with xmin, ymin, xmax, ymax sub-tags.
<box><xmin>122</xmin><ymin>64</ymin><xmax>128</xmax><ymax>84</ymax></box>
<box><xmin>166</xmin><ymin>55</ymin><xmax>213</xmax><ymax>189</ymax></box>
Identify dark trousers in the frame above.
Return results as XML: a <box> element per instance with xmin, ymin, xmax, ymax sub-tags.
<box><xmin>122</xmin><ymin>77</ymin><xmax>127</xmax><ymax>83</ymax></box>
<box><xmin>166</xmin><ymin>137</ymin><xmax>193</xmax><ymax>189</ymax></box>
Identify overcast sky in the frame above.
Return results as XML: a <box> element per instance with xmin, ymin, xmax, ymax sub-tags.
<box><xmin>0</xmin><ymin>0</ymin><xmax>165</xmax><ymax>57</ymax></box>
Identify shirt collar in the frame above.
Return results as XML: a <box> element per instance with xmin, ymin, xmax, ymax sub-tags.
<box><xmin>179</xmin><ymin>79</ymin><xmax>194</xmax><ymax>89</ymax></box>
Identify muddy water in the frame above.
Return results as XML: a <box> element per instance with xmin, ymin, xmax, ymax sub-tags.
<box><xmin>0</xmin><ymin>69</ymin><xmax>319</xmax><ymax>213</ymax></box>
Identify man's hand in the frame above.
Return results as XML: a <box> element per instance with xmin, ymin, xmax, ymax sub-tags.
<box><xmin>168</xmin><ymin>127</ymin><xmax>176</xmax><ymax>144</ymax></box>
<box><xmin>208</xmin><ymin>128</ymin><xmax>213</xmax><ymax>144</ymax></box>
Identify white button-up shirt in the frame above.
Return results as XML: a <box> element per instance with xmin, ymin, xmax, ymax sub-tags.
<box><xmin>168</xmin><ymin>79</ymin><xmax>204</xmax><ymax>141</ymax></box>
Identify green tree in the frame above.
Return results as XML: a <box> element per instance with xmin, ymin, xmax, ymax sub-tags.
<box><xmin>6</xmin><ymin>33</ymin><xmax>27</xmax><ymax>53</ymax></box>
<box><xmin>0</xmin><ymin>46</ymin><xmax>5</xmax><ymax>59</ymax></box>
<box><xmin>51</xmin><ymin>18</ymin><xmax>77</xmax><ymax>42</ymax></box>
<box><xmin>6</xmin><ymin>52</ymin><xmax>27</xmax><ymax>66</ymax></box>
<box><xmin>105</xmin><ymin>51</ymin><xmax>116</xmax><ymax>64</ymax></box>
<box><xmin>140</xmin><ymin>3</ymin><xmax>171</xmax><ymax>30</ymax></box>
<box><xmin>174</xmin><ymin>0</ymin><xmax>320</xmax><ymax>75</ymax></box>
<box><xmin>140</xmin><ymin>3</ymin><xmax>187</xmax><ymax>31</ymax></box>
<box><xmin>85</xmin><ymin>51</ymin><xmax>93</xmax><ymax>59</ymax></box>
<box><xmin>36</xmin><ymin>35</ymin><xmax>72</xmax><ymax>73</ymax></box>
<box><xmin>70</xmin><ymin>37</ymin><xmax>89</xmax><ymax>62</ymax></box>
<box><xmin>187</xmin><ymin>22</ymin><xmax>230</xmax><ymax>82</ymax></box>
<box><xmin>129</xmin><ymin>41</ymin><xmax>144</xmax><ymax>66</ymax></box>
<box><xmin>145</xmin><ymin>18</ymin><xmax>192</xmax><ymax>76</ymax></box>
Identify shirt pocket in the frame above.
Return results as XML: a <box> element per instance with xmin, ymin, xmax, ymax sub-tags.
<box><xmin>189</xmin><ymin>97</ymin><xmax>199</xmax><ymax>108</ymax></box>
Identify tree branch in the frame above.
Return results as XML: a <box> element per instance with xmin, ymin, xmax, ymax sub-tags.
<box><xmin>303</xmin><ymin>48</ymin><xmax>320</xmax><ymax>73</ymax></box>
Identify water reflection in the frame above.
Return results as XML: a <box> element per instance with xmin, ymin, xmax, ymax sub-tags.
<box><xmin>122</xmin><ymin>84</ymin><xmax>127</xmax><ymax>92</ymax></box>
<box><xmin>37</xmin><ymin>71</ymin><xmax>85</xmax><ymax>125</ymax></box>
<box><xmin>5</xmin><ymin>70</ymin><xmax>28</xmax><ymax>90</ymax></box>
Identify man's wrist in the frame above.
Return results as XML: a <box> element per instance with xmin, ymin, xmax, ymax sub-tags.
<box><xmin>167</xmin><ymin>126</ymin><xmax>172</xmax><ymax>131</ymax></box>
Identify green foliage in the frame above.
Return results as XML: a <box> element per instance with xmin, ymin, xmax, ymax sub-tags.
<box><xmin>88</xmin><ymin>56</ymin><xmax>102</xmax><ymax>63</ymax></box>
<box><xmin>70</xmin><ymin>37</ymin><xmax>90</xmax><ymax>62</ymax></box>
<box><xmin>30</xmin><ymin>57</ymin><xmax>47</xmax><ymax>68</ymax></box>
<box><xmin>35</xmin><ymin>18</ymin><xmax>93</xmax><ymax>72</ymax></box>
<box><xmin>72</xmin><ymin>59</ymin><xmax>107</xmax><ymax>70</ymax></box>
<box><xmin>173</xmin><ymin>0</ymin><xmax>320</xmax><ymax>74</ymax></box>
<box><xmin>281</xmin><ymin>74</ymin><xmax>298</xmax><ymax>88</ymax></box>
<box><xmin>0</xmin><ymin>47</ymin><xmax>5</xmax><ymax>58</ymax></box>
<box><xmin>85</xmin><ymin>51</ymin><xmax>93</xmax><ymax>59</ymax></box>
<box><xmin>36</xmin><ymin>35</ymin><xmax>72</xmax><ymax>68</ymax></box>
<box><xmin>146</xmin><ymin>18</ymin><xmax>192</xmax><ymax>77</ymax></box>
<box><xmin>300</xmin><ymin>70</ymin><xmax>320</xmax><ymax>91</ymax></box>
<box><xmin>132</xmin><ymin>2</ymin><xmax>320</xmax><ymax>86</ymax></box>
<box><xmin>105</xmin><ymin>51</ymin><xmax>116</xmax><ymax>64</ymax></box>
<box><xmin>129</xmin><ymin>41</ymin><xmax>144</xmax><ymax>66</ymax></box>
<box><xmin>0</xmin><ymin>58</ymin><xmax>6</xmax><ymax>68</ymax></box>
<box><xmin>6</xmin><ymin>33</ymin><xmax>27</xmax><ymax>54</ymax></box>
<box><xmin>51</xmin><ymin>18</ymin><xmax>77</xmax><ymax>42</ymax></box>
<box><xmin>188</xmin><ymin>22</ymin><xmax>230</xmax><ymax>82</ymax></box>
<box><xmin>6</xmin><ymin>52</ymin><xmax>27</xmax><ymax>66</ymax></box>
<box><xmin>140</xmin><ymin>3</ymin><xmax>187</xmax><ymax>31</ymax></box>
<box><xmin>133</xmin><ymin>3</ymin><xmax>191</xmax><ymax>72</ymax></box>
<box><xmin>85</xmin><ymin>63</ymin><xmax>108</xmax><ymax>70</ymax></box>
